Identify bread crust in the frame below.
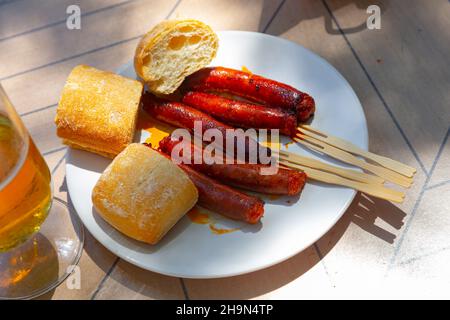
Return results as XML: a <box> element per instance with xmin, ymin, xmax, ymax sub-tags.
<box><xmin>55</xmin><ymin>65</ymin><xmax>143</xmax><ymax>158</ymax></box>
<box><xmin>92</xmin><ymin>144</ymin><xmax>198</xmax><ymax>244</ymax></box>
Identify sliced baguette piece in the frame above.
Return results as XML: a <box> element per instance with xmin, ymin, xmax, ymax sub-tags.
<box><xmin>134</xmin><ymin>19</ymin><xmax>219</xmax><ymax>95</ymax></box>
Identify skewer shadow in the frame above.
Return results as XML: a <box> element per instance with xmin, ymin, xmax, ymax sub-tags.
<box><xmin>173</xmin><ymin>192</ymin><xmax>406</xmax><ymax>299</ymax></box>
<box><xmin>317</xmin><ymin>192</ymin><xmax>406</xmax><ymax>258</ymax></box>
<box><xmin>350</xmin><ymin>193</ymin><xmax>405</xmax><ymax>242</ymax></box>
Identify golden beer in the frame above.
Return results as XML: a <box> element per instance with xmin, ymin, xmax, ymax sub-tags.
<box><xmin>0</xmin><ymin>113</ymin><xmax>51</xmax><ymax>252</ymax></box>
<box><xmin>0</xmin><ymin>84</ymin><xmax>83</xmax><ymax>299</ymax></box>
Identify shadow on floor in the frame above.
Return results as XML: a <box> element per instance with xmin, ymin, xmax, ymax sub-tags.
<box><xmin>91</xmin><ymin>191</ymin><xmax>407</xmax><ymax>300</ymax></box>
<box><xmin>261</xmin><ymin>0</ymin><xmax>389</xmax><ymax>36</ymax></box>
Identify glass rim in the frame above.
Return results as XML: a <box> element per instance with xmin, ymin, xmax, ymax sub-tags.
<box><xmin>0</xmin><ymin>82</ymin><xmax>28</xmax><ymax>137</ymax></box>
<box><xmin>0</xmin><ymin>83</ymin><xmax>30</xmax><ymax>192</ymax></box>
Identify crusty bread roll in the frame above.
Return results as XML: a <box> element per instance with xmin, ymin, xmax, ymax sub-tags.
<box><xmin>92</xmin><ymin>144</ymin><xmax>198</xmax><ymax>245</ymax></box>
<box><xmin>134</xmin><ymin>19</ymin><xmax>218</xmax><ymax>95</ymax></box>
<box><xmin>55</xmin><ymin>65</ymin><xmax>143</xmax><ymax>158</ymax></box>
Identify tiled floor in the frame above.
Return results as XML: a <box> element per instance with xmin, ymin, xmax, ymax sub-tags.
<box><xmin>1</xmin><ymin>0</ymin><xmax>449</xmax><ymax>299</ymax></box>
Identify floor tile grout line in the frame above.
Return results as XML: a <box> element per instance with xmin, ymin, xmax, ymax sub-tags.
<box><xmin>42</xmin><ymin>146</ymin><xmax>66</xmax><ymax>156</ymax></box>
<box><xmin>426</xmin><ymin>179</ymin><xmax>450</xmax><ymax>191</ymax></box>
<box><xmin>0</xmin><ymin>0</ymin><xmax>137</xmax><ymax>43</ymax></box>
<box><xmin>0</xmin><ymin>35</ymin><xmax>143</xmax><ymax>82</ymax></box>
<box><xmin>50</xmin><ymin>150</ymin><xmax>67</xmax><ymax>174</ymax></box>
<box><xmin>165</xmin><ymin>0</ymin><xmax>183</xmax><ymax>20</ymax></box>
<box><xmin>313</xmin><ymin>243</ymin><xmax>335</xmax><ymax>288</ymax></box>
<box><xmin>20</xmin><ymin>103</ymin><xmax>57</xmax><ymax>117</ymax></box>
<box><xmin>179</xmin><ymin>278</ymin><xmax>190</xmax><ymax>300</ymax></box>
<box><xmin>424</xmin><ymin>127</ymin><xmax>449</xmax><ymax>186</ymax></box>
<box><xmin>320</xmin><ymin>0</ymin><xmax>428</xmax><ymax>176</ymax></box>
<box><xmin>397</xmin><ymin>245</ymin><xmax>450</xmax><ymax>267</ymax></box>
<box><xmin>0</xmin><ymin>0</ymin><xmax>184</xmax><ymax>82</ymax></box>
<box><xmin>386</xmin><ymin>184</ymin><xmax>427</xmax><ymax>273</ymax></box>
<box><xmin>90</xmin><ymin>257</ymin><xmax>120</xmax><ymax>300</ymax></box>
<box><xmin>85</xmin><ymin>0</ymin><xmax>184</xmax><ymax>299</ymax></box>
<box><xmin>262</xmin><ymin>0</ymin><xmax>286</xmax><ymax>33</ymax></box>
<box><xmin>386</xmin><ymin>126</ymin><xmax>450</xmax><ymax>272</ymax></box>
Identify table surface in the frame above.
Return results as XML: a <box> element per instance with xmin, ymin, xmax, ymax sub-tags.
<box><xmin>1</xmin><ymin>0</ymin><xmax>449</xmax><ymax>299</ymax></box>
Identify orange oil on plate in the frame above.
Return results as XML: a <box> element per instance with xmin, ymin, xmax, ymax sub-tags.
<box><xmin>186</xmin><ymin>207</ymin><xmax>209</xmax><ymax>224</ymax></box>
<box><xmin>187</xmin><ymin>207</ymin><xmax>239</xmax><ymax>235</ymax></box>
<box><xmin>137</xmin><ymin>112</ymin><xmax>174</xmax><ymax>148</ymax></box>
<box><xmin>209</xmin><ymin>224</ymin><xmax>239</xmax><ymax>235</ymax></box>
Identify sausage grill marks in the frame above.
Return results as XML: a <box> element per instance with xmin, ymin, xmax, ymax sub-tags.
<box><xmin>159</xmin><ymin>135</ymin><xmax>307</xmax><ymax>196</ymax></box>
<box><xmin>182</xmin><ymin>91</ymin><xmax>298</xmax><ymax>137</ymax></box>
<box><xmin>182</xmin><ymin>66</ymin><xmax>315</xmax><ymax>122</ymax></box>
<box><xmin>147</xmin><ymin>145</ymin><xmax>265</xmax><ymax>224</ymax></box>
<box><xmin>140</xmin><ymin>67</ymin><xmax>314</xmax><ymax>224</ymax></box>
<box><xmin>142</xmin><ymin>92</ymin><xmax>272</xmax><ymax>162</ymax></box>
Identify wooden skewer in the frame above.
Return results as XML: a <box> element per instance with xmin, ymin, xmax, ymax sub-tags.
<box><xmin>280</xmin><ymin>162</ymin><xmax>405</xmax><ymax>203</ymax></box>
<box><xmin>298</xmin><ymin>125</ymin><xmax>416</xmax><ymax>177</ymax></box>
<box><xmin>278</xmin><ymin>151</ymin><xmax>384</xmax><ymax>185</ymax></box>
<box><xmin>294</xmin><ymin>134</ymin><xmax>413</xmax><ymax>188</ymax></box>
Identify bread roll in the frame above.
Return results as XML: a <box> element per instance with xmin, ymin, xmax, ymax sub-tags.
<box><xmin>92</xmin><ymin>144</ymin><xmax>198</xmax><ymax>245</ymax></box>
<box><xmin>134</xmin><ymin>19</ymin><xmax>218</xmax><ymax>95</ymax></box>
<box><xmin>55</xmin><ymin>65</ymin><xmax>143</xmax><ymax>158</ymax></box>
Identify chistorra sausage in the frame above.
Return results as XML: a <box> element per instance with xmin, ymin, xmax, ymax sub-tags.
<box><xmin>182</xmin><ymin>67</ymin><xmax>315</xmax><ymax>122</ymax></box>
<box><xmin>182</xmin><ymin>91</ymin><xmax>298</xmax><ymax>137</ymax></box>
<box><xmin>179</xmin><ymin>163</ymin><xmax>264</xmax><ymax>224</ymax></box>
<box><xmin>142</xmin><ymin>93</ymin><xmax>271</xmax><ymax>161</ymax></box>
<box><xmin>159</xmin><ymin>135</ymin><xmax>307</xmax><ymax>196</ymax></box>
<box><xmin>148</xmin><ymin>145</ymin><xmax>264</xmax><ymax>224</ymax></box>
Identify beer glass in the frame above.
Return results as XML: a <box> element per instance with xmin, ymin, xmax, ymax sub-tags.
<box><xmin>0</xmin><ymin>84</ymin><xmax>84</xmax><ymax>299</ymax></box>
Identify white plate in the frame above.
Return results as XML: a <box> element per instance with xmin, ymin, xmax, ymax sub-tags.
<box><xmin>66</xmin><ymin>31</ymin><xmax>367</xmax><ymax>278</ymax></box>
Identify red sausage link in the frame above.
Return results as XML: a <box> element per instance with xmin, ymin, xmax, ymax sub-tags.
<box><xmin>159</xmin><ymin>135</ymin><xmax>307</xmax><ymax>196</ymax></box>
<box><xmin>182</xmin><ymin>91</ymin><xmax>298</xmax><ymax>137</ymax></box>
<box><xmin>142</xmin><ymin>93</ymin><xmax>232</xmax><ymax>136</ymax></box>
<box><xmin>142</xmin><ymin>93</ymin><xmax>271</xmax><ymax>161</ymax></box>
<box><xmin>179</xmin><ymin>163</ymin><xmax>265</xmax><ymax>224</ymax></box>
<box><xmin>148</xmin><ymin>146</ymin><xmax>264</xmax><ymax>224</ymax></box>
<box><xmin>183</xmin><ymin>67</ymin><xmax>315</xmax><ymax>122</ymax></box>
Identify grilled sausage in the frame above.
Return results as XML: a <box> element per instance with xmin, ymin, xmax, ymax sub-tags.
<box><xmin>159</xmin><ymin>135</ymin><xmax>307</xmax><ymax>196</ymax></box>
<box><xmin>182</xmin><ymin>66</ymin><xmax>315</xmax><ymax>122</ymax></box>
<box><xmin>182</xmin><ymin>91</ymin><xmax>298</xmax><ymax>136</ymax></box>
